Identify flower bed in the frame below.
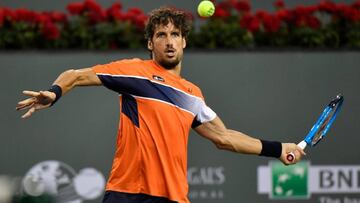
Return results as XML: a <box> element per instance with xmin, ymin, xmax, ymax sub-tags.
<box><xmin>0</xmin><ymin>0</ymin><xmax>360</xmax><ymax>49</ymax></box>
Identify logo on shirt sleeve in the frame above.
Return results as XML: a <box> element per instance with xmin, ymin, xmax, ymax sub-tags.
<box><xmin>153</xmin><ymin>75</ymin><xmax>165</xmax><ymax>82</ymax></box>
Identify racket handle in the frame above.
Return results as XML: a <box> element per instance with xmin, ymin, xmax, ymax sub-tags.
<box><xmin>286</xmin><ymin>141</ymin><xmax>307</xmax><ymax>162</ymax></box>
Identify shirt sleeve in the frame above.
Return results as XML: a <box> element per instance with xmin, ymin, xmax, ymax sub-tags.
<box><xmin>191</xmin><ymin>88</ymin><xmax>217</xmax><ymax>128</ymax></box>
<box><xmin>92</xmin><ymin>59</ymin><xmax>141</xmax><ymax>94</ymax></box>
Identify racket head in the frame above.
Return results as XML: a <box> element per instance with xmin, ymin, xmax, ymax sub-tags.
<box><xmin>305</xmin><ymin>94</ymin><xmax>344</xmax><ymax>147</ymax></box>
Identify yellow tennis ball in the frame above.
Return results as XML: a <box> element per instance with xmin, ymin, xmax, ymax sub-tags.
<box><xmin>197</xmin><ymin>1</ymin><xmax>215</xmax><ymax>17</ymax></box>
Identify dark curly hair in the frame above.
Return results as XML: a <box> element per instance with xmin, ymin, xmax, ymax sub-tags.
<box><xmin>144</xmin><ymin>7</ymin><xmax>192</xmax><ymax>41</ymax></box>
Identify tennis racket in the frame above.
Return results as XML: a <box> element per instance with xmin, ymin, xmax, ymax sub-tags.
<box><xmin>287</xmin><ymin>94</ymin><xmax>344</xmax><ymax>162</ymax></box>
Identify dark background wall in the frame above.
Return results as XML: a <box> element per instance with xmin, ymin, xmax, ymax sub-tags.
<box><xmin>1</xmin><ymin>51</ymin><xmax>359</xmax><ymax>202</ymax></box>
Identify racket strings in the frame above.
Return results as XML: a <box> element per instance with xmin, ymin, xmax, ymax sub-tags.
<box><xmin>311</xmin><ymin>98</ymin><xmax>342</xmax><ymax>146</ymax></box>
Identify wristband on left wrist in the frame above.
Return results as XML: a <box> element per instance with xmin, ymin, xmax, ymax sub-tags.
<box><xmin>259</xmin><ymin>139</ymin><xmax>282</xmax><ymax>158</ymax></box>
<box><xmin>47</xmin><ymin>85</ymin><xmax>62</xmax><ymax>106</ymax></box>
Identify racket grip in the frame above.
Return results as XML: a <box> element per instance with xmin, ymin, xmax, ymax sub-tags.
<box><xmin>286</xmin><ymin>141</ymin><xmax>307</xmax><ymax>162</ymax></box>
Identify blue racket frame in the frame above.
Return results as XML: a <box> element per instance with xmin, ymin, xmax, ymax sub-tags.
<box><xmin>304</xmin><ymin>94</ymin><xmax>344</xmax><ymax>146</ymax></box>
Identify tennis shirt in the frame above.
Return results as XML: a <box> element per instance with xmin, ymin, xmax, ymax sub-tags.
<box><xmin>92</xmin><ymin>58</ymin><xmax>216</xmax><ymax>203</ymax></box>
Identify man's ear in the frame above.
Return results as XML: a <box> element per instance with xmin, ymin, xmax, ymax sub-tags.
<box><xmin>147</xmin><ymin>40</ymin><xmax>153</xmax><ymax>51</ymax></box>
<box><xmin>183</xmin><ymin>38</ymin><xmax>186</xmax><ymax>49</ymax></box>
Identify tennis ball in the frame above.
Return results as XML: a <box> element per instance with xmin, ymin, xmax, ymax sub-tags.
<box><xmin>197</xmin><ymin>1</ymin><xmax>215</xmax><ymax>18</ymax></box>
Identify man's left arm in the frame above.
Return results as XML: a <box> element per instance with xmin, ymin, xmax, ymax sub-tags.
<box><xmin>193</xmin><ymin>116</ymin><xmax>306</xmax><ymax>165</ymax></box>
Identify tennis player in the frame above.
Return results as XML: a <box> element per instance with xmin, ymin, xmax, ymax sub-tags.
<box><xmin>16</xmin><ymin>7</ymin><xmax>305</xmax><ymax>203</ymax></box>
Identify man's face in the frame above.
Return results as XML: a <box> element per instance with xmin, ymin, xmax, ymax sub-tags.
<box><xmin>148</xmin><ymin>21</ymin><xmax>186</xmax><ymax>70</ymax></box>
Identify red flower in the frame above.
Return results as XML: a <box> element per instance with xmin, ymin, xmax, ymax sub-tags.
<box><xmin>66</xmin><ymin>2</ymin><xmax>85</xmax><ymax>15</ymax></box>
<box><xmin>263</xmin><ymin>14</ymin><xmax>281</xmax><ymax>33</ymax></box>
<box><xmin>294</xmin><ymin>16</ymin><xmax>306</xmax><ymax>27</ymax></box>
<box><xmin>41</xmin><ymin>11</ymin><xmax>67</xmax><ymax>23</ymax></box>
<box><xmin>120</xmin><ymin>8</ymin><xmax>144</xmax><ymax>24</ymax></box>
<box><xmin>84</xmin><ymin>0</ymin><xmax>102</xmax><ymax>14</ymax></box>
<box><xmin>35</xmin><ymin>13</ymin><xmax>51</xmax><ymax>25</ymax></box>
<box><xmin>214</xmin><ymin>7</ymin><xmax>231</xmax><ymax>18</ymax></box>
<box><xmin>318</xmin><ymin>0</ymin><xmax>336</xmax><ymax>13</ymax></box>
<box><xmin>215</xmin><ymin>0</ymin><xmax>232</xmax><ymax>17</ymax></box>
<box><xmin>240</xmin><ymin>13</ymin><xmax>260</xmax><ymax>33</ymax></box>
<box><xmin>111</xmin><ymin>11</ymin><xmax>125</xmax><ymax>21</ymax></box>
<box><xmin>293</xmin><ymin>14</ymin><xmax>320</xmax><ymax>29</ymax></box>
<box><xmin>276</xmin><ymin>9</ymin><xmax>293</xmax><ymax>22</ymax></box>
<box><xmin>0</xmin><ymin>9</ymin><xmax>4</xmax><ymax>26</ymax></box>
<box><xmin>50</xmin><ymin>11</ymin><xmax>67</xmax><ymax>23</ymax></box>
<box><xmin>110</xmin><ymin>2</ymin><xmax>122</xmax><ymax>11</ymax></box>
<box><xmin>123</xmin><ymin>10</ymin><xmax>136</xmax><ymax>21</ymax></box>
<box><xmin>306</xmin><ymin>15</ymin><xmax>321</xmax><ymax>29</ymax></box>
<box><xmin>88</xmin><ymin>10</ymin><xmax>107</xmax><ymax>24</ymax></box>
<box><xmin>274</xmin><ymin>0</ymin><xmax>285</xmax><ymax>9</ymax></box>
<box><xmin>107</xmin><ymin>9</ymin><xmax>124</xmax><ymax>21</ymax></box>
<box><xmin>106</xmin><ymin>2</ymin><xmax>123</xmax><ymax>21</ymax></box>
<box><xmin>240</xmin><ymin>13</ymin><xmax>251</xmax><ymax>27</ymax></box>
<box><xmin>255</xmin><ymin>10</ymin><xmax>270</xmax><ymax>21</ymax></box>
<box><xmin>353</xmin><ymin>11</ymin><xmax>360</xmax><ymax>22</ymax></box>
<box><xmin>336</xmin><ymin>4</ymin><xmax>360</xmax><ymax>22</ymax></box>
<box><xmin>15</xmin><ymin>8</ymin><xmax>37</xmax><ymax>23</ymax></box>
<box><xmin>291</xmin><ymin>5</ymin><xmax>319</xmax><ymax>28</ymax></box>
<box><xmin>248</xmin><ymin>17</ymin><xmax>260</xmax><ymax>33</ymax></box>
<box><xmin>294</xmin><ymin>5</ymin><xmax>317</xmax><ymax>16</ymax></box>
<box><xmin>134</xmin><ymin>14</ymin><xmax>148</xmax><ymax>29</ymax></box>
<box><xmin>3</xmin><ymin>8</ymin><xmax>18</xmax><ymax>22</ymax></box>
<box><xmin>352</xmin><ymin>0</ymin><xmax>360</xmax><ymax>10</ymax></box>
<box><xmin>127</xmin><ymin>8</ymin><xmax>143</xmax><ymax>16</ymax></box>
<box><xmin>217</xmin><ymin>1</ymin><xmax>232</xmax><ymax>12</ymax></box>
<box><xmin>41</xmin><ymin>22</ymin><xmax>60</xmax><ymax>40</ymax></box>
<box><xmin>335</xmin><ymin>3</ymin><xmax>348</xmax><ymax>16</ymax></box>
<box><xmin>234</xmin><ymin>0</ymin><xmax>251</xmax><ymax>13</ymax></box>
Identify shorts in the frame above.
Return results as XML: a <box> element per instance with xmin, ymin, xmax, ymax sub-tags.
<box><xmin>102</xmin><ymin>191</ymin><xmax>178</xmax><ymax>203</ymax></box>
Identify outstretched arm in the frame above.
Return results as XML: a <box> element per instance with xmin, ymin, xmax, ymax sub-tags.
<box><xmin>16</xmin><ymin>68</ymin><xmax>101</xmax><ymax>118</ymax></box>
<box><xmin>194</xmin><ymin>116</ymin><xmax>306</xmax><ymax>165</ymax></box>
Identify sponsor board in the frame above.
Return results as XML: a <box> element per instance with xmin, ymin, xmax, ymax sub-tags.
<box><xmin>21</xmin><ymin>160</ymin><xmax>105</xmax><ymax>202</ymax></box>
<box><xmin>188</xmin><ymin>166</ymin><xmax>225</xmax><ymax>200</ymax></box>
<box><xmin>258</xmin><ymin>161</ymin><xmax>360</xmax><ymax>202</ymax></box>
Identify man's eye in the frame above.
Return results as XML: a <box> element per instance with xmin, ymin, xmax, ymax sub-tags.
<box><xmin>156</xmin><ymin>33</ymin><xmax>164</xmax><ymax>38</ymax></box>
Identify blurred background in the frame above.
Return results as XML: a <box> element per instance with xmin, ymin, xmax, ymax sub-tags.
<box><xmin>1</xmin><ymin>0</ymin><xmax>359</xmax><ymax>203</ymax></box>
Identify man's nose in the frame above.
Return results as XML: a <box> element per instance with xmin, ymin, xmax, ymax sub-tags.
<box><xmin>165</xmin><ymin>35</ymin><xmax>174</xmax><ymax>46</ymax></box>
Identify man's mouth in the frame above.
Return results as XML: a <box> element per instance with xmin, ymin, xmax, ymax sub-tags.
<box><xmin>165</xmin><ymin>49</ymin><xmax>176</xmax><ymax>57</ymax></box>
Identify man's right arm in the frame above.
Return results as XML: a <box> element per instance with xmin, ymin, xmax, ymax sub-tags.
<box><xmin>52</xmin><ymin>68</ymin><xmax>102</xmax><ymax>94</ymax></box>
<box><xmin>16</xmin><ymin>68</ymin><xmax>102</xmax><ymax>118</ymax></box>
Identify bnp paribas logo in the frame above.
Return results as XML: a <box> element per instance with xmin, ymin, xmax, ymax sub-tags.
<box><xmin>271</xmin><ymin>161</ymin><xmax>309</xmax><ymax>199</ymax></box>
<box><xmin>258</xmin><ymin>161</ymin><xmax>360</xmax><ymax>200</ymax></box>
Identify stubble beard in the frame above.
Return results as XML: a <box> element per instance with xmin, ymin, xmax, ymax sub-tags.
<box><xmin>159</xmin><ymin>58</ymin><xmax>180</xmax><ymax>70</ymax></box>
<box><xmin>157</xmin><ymin>55</ymin><xmax>182</xmax><ymax>70</ymax></box>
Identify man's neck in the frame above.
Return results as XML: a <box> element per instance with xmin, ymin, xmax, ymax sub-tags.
<box><xmin>153</xmin><ymin>60</ymin><xmax>182</xmax><ymax>77</ymax></box>
<box><xmin>167</xmin><ymin>64</ymin><xmax>181</xmax><ymax>76</ymax></box>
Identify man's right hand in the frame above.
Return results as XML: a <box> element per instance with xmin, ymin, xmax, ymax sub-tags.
<box><xmin>16</xmin><ymin>68</ymin><xmax>102</xmax><ymax>119</ymax></box>
<box><xmin>16</xmin><ymin>90</ymin><xmax>56</xmax><ymax>118</ymax></box>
